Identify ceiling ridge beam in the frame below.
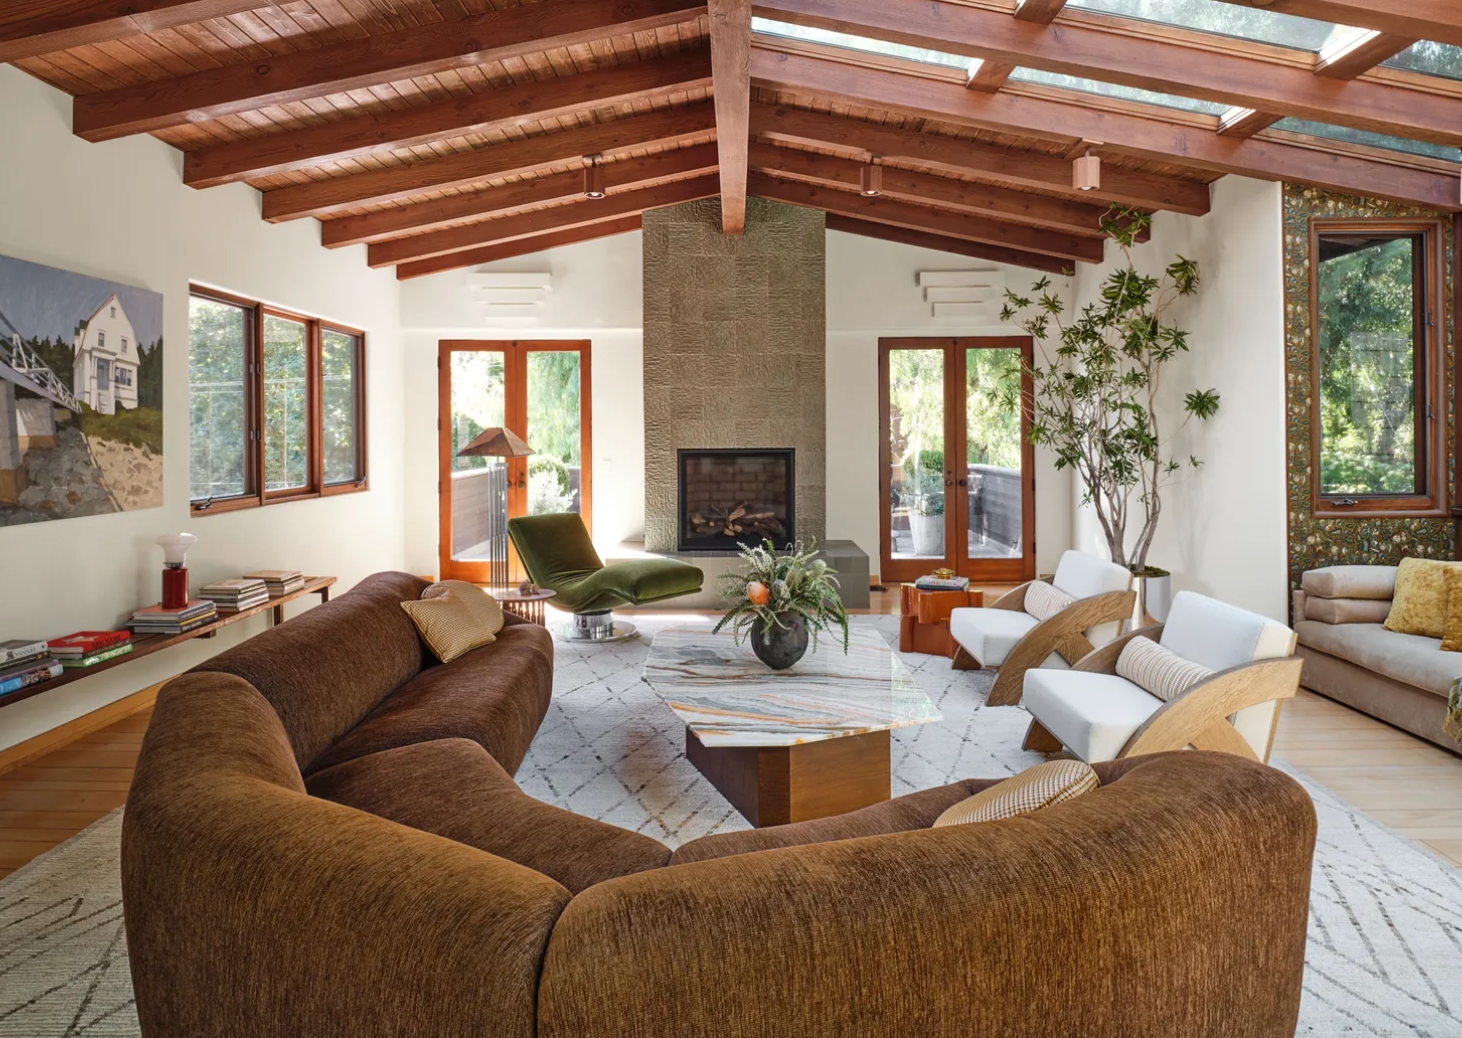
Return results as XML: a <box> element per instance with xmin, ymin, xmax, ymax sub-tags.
<box><xmin>751</xmin><ymin>48</ymin><xmax>1461</xmax><ymax>212</ymax></box>
<box><xmin>748</xmin><ymin>171</ymin><xmax>1104</xmax><ymax>261</ymax></box>
<box><xmin>1211</xmin><ymin>1</ymin><xmax>1462</xmax><ymax>50</ymax></box>
<box><xmin>396</xmin><ymin>214</ymin><xmax>645</xmax><ymax>280</ymax></box>
<box><xmin>260</xmin><ymin>100</ymin><xmax>717</xmax><ymax>222</ymax></box>
<box><xmin>0</xmin><ymin>0</ymin><xmax>271</xmax><ymax>63</ymax></box>
<box><xmin>184</xmin><ymin>49</ymin><xmax>713</xmax><ymax>189</ymax></box>
<box><xmin>751</xmin><ymin>0</ymin><xmax>1462</xmax><ymax>148</ymax></box>
<box><xmin>71</xmin><ymin>0</ymin><xmax>707</xmax><ymax>142</ymax></box>
<box><xmin>750</xmin><ymin>101</ymin><xmax>1211</xmax><ymax>215</ymax></box>
<box><xmin>321</xmin><ymin>143</ymin><xmax>720</xmax><ymax>248</ymax></box>
<box><xmin>825</xmin><ymin>212</ymin><xmax>1073</xmax><ymax>274</ymax></box>
<box><xmin>709</xmin><ymin>0</ymin><xmax>752</xmax><ymax>233</ymax></box>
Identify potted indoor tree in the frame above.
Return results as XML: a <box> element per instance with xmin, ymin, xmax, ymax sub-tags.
<box><xmin>999</xmin><ymin>206</ymin><xmax>1220</xmax><ymax>624</ymax></box>
<box><xmin>906</xmin><ymin>454</ymin><xmax>946</xmax><ymax>557</ymax></box>
<box><xmin>715</xmin><ymin>540</ymin><xmax>850</xmax><ymax>670</ymax></box>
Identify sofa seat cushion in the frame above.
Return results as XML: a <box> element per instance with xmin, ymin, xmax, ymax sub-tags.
<box><xmin>308</xmin><ymin>739</ymin><xmax>670</xmax><ymax>893</ymax></box>
<box><xmin>1295</xmin><ymin>620</ymin><xmax>1462</xmax><ymax>698</ymax></box>
<box><xmin>554</xmin><ymin>558</ymin><xmax>704</xmax><ymax>613</ymax></box>
<box><xmin>949</xmin><ymin>607</ymin><xmax>1040</xmax><ymax>667</ymax></box>
<box><xmin>1022</xmin><ymin>669</ymin><xmax>1165</xmax><ymax>763</ymax></box>
<box><xmin>307</xmin><ymin>621</ymin><xmax>554</xmax><ymax>778</ymax></box>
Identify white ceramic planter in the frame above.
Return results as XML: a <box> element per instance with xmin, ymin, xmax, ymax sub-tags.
<box><xmin>909</xmin><ymin>514</ymin><xmax>945</xmax><ymax>556</ymax></box>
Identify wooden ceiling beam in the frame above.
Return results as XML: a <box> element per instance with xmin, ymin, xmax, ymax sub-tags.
<box><xmin>748</xmin><ymin>141</ymin><xmax>1113</xmax><ymax>236</ymax></box>
<box><xmin>1012</xmin><ymin>0</ymin><xmax>1069</xmax><ymax>25</ymax></box>
<box><xmin>752</xmin><ymin>0</ymin><xmax>1462</xmax><ymax>147</ymax></box>
<box><xmin>751</xmin><ymin>102</ymin><xmax>1210</xmax><ymax>216</ymax></box>
<box><xmin>1211</xmin><ymin>1</ymin><xmax>1462</xmax><ymax>49</ymax></box>
<box><xmin>185</xmin><ymin>49</ymin><xmax>713</xmax><ymax>189</ymax></box>
<box><xmin>748</xmin><ymin>172</ymin><xmax>1104</xmax><ymax>261</ymax></box>
<box><xmin>322</xmin><ymin>143</ymin><xmax>720</xmax><ymax>248</ymax></box>
<box><xmin>1313</xmin><ymin>29</ymin><xmax>1416</xmax><ymax>80</ymax></box>
<box><xmin>825</xmin><ymin>213</ymin><xmax>1074</xmax><ymax>274</ymax></box>
<box><xmin>71</xmin><ymin>0</ymin><xmax>706</xmax><ymax>142</ymax></box>
<box><xmin>709</xmin><ymin>0</ymin><xmax>752</xmax><ymax>233</ymax></box>
<box><xmin>397</xmin><ymin>214</ymin><xmax>644</xmax><ymax>280</ymax></box>
<box><xmin>752</xmin><ymin>48</ymin><xmax>1461</xmax><ymax>212</ymax></box>
<box><xmin>0</xmin><ymin>0</ymin><xmax>267</xmax><ymax>62</ymax></box>
<box><xmin>369</xmin><ymin>174</ymin><xmax>719</xmax><ymax>267</ymax></box>
<box><xmin>1217</xmin><ymin>108</ymin><xmax>1281</xmax><ymax>139</ymax></box>
<box><xmin>966</xmin><ymin>60</ymin><xmax>1016</xmax><ymax>93</ymax></box>
<box><xmin>261</xmin><ymin>101</ymin><xmax>717</xmax><ymax>222</ymax></box>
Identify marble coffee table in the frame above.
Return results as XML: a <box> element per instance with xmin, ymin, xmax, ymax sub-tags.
<box><xmin>642</xmin><ymin>626</ymin><xmax>940</xmax><ymax>827</ymax></box>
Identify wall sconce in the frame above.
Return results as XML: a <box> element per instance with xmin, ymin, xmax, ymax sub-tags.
<box><xmin>583</xmin><ymin>156</ymin><xmax>606</xmax><ymax>199</ymax></box>
<box><xmin>860</xmin><ymin>158</ymin><xmax>883</xmax><ymax>197</ymax></box>
<box><xmin>1072</xmin><ymin>150</ymin><xmax>1101</xmax><ymax>192</ymax></box>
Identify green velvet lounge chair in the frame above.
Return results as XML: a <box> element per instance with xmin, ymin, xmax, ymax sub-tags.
<box><xmin>507</xmin><ymin>513</ymin><xmax>704</xmax><ymax>641</ymax></box>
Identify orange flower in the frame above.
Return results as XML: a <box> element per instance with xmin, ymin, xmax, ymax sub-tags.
<box><xmin>746</xmin><ymin>580</ymin><xmax>770</xmax><ymax>606</ymax></box>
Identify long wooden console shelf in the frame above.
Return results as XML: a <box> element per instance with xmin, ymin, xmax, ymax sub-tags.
<box><xmin>0</xmin><ymin>575</ymin><xmax>336</xmax><ymax>710</ymax></box>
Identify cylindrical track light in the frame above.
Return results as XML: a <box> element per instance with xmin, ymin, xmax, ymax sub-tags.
<box><xmin>583</xmin><ymin>156</ymin><xmax>606</xmax><ymax>199</ymax></box>
<box><xmin>1072</xmin><ymin>150</ymin><xmax>1101</xmax><ymax>192</ymax></box>
<box><xmin>860</xmin><ymin>159</ymin><xmax>883</xmax><ymax>197</ymax></box>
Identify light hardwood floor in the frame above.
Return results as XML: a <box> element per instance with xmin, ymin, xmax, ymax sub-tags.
<box><xmin>2</xmin><ymin>586</ymin><xmax>1459</xmax><ymax>877</ymax></box>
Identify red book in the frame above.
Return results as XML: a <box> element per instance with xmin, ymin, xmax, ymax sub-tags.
<box><xmin>49</xmin><ymin>630</ymin><xmax>132</xmax><ymax>657</ymax></box>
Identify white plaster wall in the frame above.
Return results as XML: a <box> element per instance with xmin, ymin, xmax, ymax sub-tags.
<box><xmin>0</xmin><ymin>65</ymin><xmax>407</xmax><ymax>751</ymax></box>
<box><xmin>1069</xmin><ymin>176</ymin><xmax>1287</xmax><ymax>619</ymax></box>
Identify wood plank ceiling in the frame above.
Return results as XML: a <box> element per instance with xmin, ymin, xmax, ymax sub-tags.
<box><xmin>4</xmin><ymin>0</ymin><xmax>1460</xmax><ymax>279</ymax></box>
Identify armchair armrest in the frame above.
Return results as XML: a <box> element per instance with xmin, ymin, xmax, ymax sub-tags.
<box><xmin>986</xmin><ymin>588</ymin><xmax>1137</xmax><ymax>706</ymax></box>
<box><xmin>1119</xmin><ymin>657</ymin><xmax>1303</xmax><ymax>761</ymax></box>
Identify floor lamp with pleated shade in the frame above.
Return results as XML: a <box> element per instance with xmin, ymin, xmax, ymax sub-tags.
<box><xmin>456</xmin><ymin>427</ymin><xmax>534</xmax><ymax>588</ymax></box>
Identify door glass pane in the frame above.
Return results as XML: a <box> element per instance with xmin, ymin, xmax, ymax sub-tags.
<box><xmin>449</xmin><ymin>350</ymin><xmax>507</xmax><ymax>565</ymax></box>
<box><xmin>321</xmin><ymin>328</ymin><xmax>359</xmax><ymax>485</ymax></box>
<box><xmin>1317</xmin><ymin>234</ymin><xmax>1422</xmax><ymax>496</ymax></box>
<box><xmin>262</xmin><ymin>314</ymin><xmax>309</xmax><ymax>491</ymax></box>
<box><xmin>525</xmin><ymin>350</ymin><xmax>582</xmax><ymax>516</ymax></box>
<box><xmin>188</xmin><ymin>296</ymin><xmax>251</xmax><ymax>501</ymax></box>
<box><xmin>966</xmin><ymin>348</ymin><xmax>1024</xmax><ymax>560</ymax></box>
<box><xmin>888</xmin><ymin>348</ymin><xmax>946</xmax><ymax>561</ymax></box>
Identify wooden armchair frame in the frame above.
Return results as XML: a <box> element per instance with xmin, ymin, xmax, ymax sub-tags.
<box><xmin>953</xmin><ymin>578</ymin><xmax>1136</xmax><ymax>708</ymax></box>
<box><xmin>1022</xmin><ymin>623</ymin><xmax>1302</xmax><ymax>763</ymax></box>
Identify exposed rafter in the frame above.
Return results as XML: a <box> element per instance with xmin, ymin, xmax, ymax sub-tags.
<box><xmin>751</xmin><ymin>0</ymin><xmax>1462</xmax><ymax>148</ymax></box>
<box><xmin>709</xmin><ymin>0</ymin><xmax>752</xmax><ymax>233</ymax></box>
<box><xmin>1212</xmin><ymin>0</ymin><xmax>1462</xmax><ymax>49</ymax></box>
<box><xmin>748</xmin><ymin>173</ymin><xmax>1104</xmax><ymax>261</ymax></box>
<box><xmin>261</xmin><ymin>102</ymin><xmax>717</xmax><ymax>222</ymax></box>
<box><xmin>322</xmin><ymin>144</ymin><xmax>720</xmax><ymax>249</ymax></box>
<box><xmin>825</xmin><ymin>213</ymin><xmax>1074</xmax><ymax>273</ymax></box>
<box><xmin>368</xmin><ymin>175</ymin><xmax>721</xmax><ymax>267</ymax></box>
<box><xmin>397</xmin><ymin>214</ymin><xmax>645</xmax><ymax>280</ymax></box>
<box><xmin>1012</xmin><ymin>0</ymin><xmax>1069</xmax><ymax>25</ymax></box>
<box><xmin>966</xmin><ymin>60</ymin><xmax>1016</xmax><ymax>93</ymax></box>
<box><xmin>185</xmin><ymin>50</ymin><xmax>713</xmax><ymax>189</ymax></box>
<box><xmin>1217</xmin><ymin>108</ymin><xmax>1281</xmax><ymax>140</ymax></box>
<box><xmin>71</xmin><ymin>0</ymin><xmax>706</xmax><ymax>141</ymax></box>
<box><xmin>0</xmin><ymin>0</ymin><xmax>267</xmax><ymax>62</ymax></box>
<box><xmin>1313</xmin><ymin>29</ymin><xmax>1415</xmax><ymax>80</ymax></box>
<box><xmin>751</xmin><ymin>102</ymin><xmax>1211</xmax><ymax>216</ymax></box>
<box><xmin>751</xmin><ymin>47</ymin><xmax>1462</xmax><ymax>211</ymax></box>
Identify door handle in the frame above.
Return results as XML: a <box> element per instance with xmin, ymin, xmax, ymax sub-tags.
<box><xmin>957</xmin><ymin>478</ymin><xmax>968</xmax><ymax>487</ymax></box>
<box><xmin>945</xmin><ymin>479</ymin><xmax>955</xmax><ymax>487</ymax></box>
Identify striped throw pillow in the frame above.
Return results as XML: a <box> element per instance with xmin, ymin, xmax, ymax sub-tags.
<box><xmin>400</xmin><ymin>580</ymin><xmax>505</xmax><ymax>663</ymax></box>
<box><xmin>932</xmin><ymin>759</ymin><xmax>1099</xmax><ymax>828</ymax></box>
<box><xmin>1116</xmin><ymin>635</ymin><xmax>1213</xmax><ymax>702</ymax></box>
<box><xmin>1024</xmin><ymin>579</ymin><xmax>1075</xmax><ymax>622</ymax></box>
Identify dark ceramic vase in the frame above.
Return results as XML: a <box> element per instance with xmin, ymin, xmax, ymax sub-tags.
<box><xmin>751</xmin><ymin>611</ymin><xmax>809</xmax><ymax>670</ymax></box>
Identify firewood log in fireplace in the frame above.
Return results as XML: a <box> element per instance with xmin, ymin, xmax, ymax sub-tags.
<box><xmin>688</xmin><ymin>502</ymin><xmax>784</xmax><ymax>538</ymax></box>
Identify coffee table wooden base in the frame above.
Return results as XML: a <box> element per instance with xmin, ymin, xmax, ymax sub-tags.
<box><xmin>685</xmin><ymin>728</ymin><xmax>891</xmax><ymax>828</ymax></box>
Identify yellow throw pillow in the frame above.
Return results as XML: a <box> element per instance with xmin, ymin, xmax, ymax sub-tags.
<box><xmin>931</xmin><ymin>759</ymin><xmax>1099</xmax><ymax>828</ymax></box>
<box><xmin>401</xmin><ymin>580</ymin><xmax>504</xmax><ymax>663</ymax></box>
<box><xmin>1384</xmin><ymin>558</ymin><xmax>1462</xmax><ymax>639</ymax></box>
<box><xmin>1441</xmin><ymin>567</ymin><xmax>1462</xmax><ymax>653</ymax></box>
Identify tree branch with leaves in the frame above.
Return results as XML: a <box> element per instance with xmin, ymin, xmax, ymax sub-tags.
<box><xmin>999</xmin><ymin>206</ymin><xmax>1220</xmax><ymax>575</ymax></box>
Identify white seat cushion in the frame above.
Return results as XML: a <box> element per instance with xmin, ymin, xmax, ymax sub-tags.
<box><xmin>1051</xmin><ymin>551</ymin><xmax>1132</xmax><ymax>601</ymax></box>
<box><xmin>1023</xmin><ymin>669</ymin><xmax>1165</xmax><ymax>763</ymax></box>
<box><xmin>949</xmin><ymin>607</ymin><xmax>1038</xmax><ymax>667</ymax></box>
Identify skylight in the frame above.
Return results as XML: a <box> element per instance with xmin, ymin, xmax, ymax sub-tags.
<box><xmin>1008</xmin><ymin>68</ymin><xmax>1228</xmax><ymax>115</ymax></box>
<box><xmin>1272</xmin><ymin>118</ymin><xmax>1462</xmax><ymax>164</ymax></box>
<box><xmin>1382</xmin><ymin>41</ymin><xmax>1462</xmax><ymax>82</ymax></box>
<box><xmin>1064</xmin><ymin>0</ymin><xmax>1340</xmax><ymax>51</ymax></box>
<box><xmin>750</xmin><ymin>17</ymin><xmax>971</xmax><ymax>72</ymax></box>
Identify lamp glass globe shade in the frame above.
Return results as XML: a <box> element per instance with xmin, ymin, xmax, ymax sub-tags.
<box><xmin>156</xmin><ymin>533</ymin><xmax>198</xmax><ymax>567</ymax></box>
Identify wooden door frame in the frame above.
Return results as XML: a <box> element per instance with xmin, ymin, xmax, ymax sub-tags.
<box><xmin>878</xmin><ymin>336</ymin><xmax>1035</xmax><ymax>585</ymax></box>
<box><xmin>437</xmin><ymin>339</ymin><xmax>592</xmax><ymax>583</ymax></box>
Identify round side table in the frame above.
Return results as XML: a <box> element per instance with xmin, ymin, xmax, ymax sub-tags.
<box><xmin>492</xmin><ymin>587</ymin><xmax>556</xmax><ymax>626</ymax></box>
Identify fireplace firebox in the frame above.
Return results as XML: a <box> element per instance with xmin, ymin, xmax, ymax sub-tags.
<box><xmin>678</xmin><ymin>449</ymin><xmax>795</xmax><ymax>552</ymax></box>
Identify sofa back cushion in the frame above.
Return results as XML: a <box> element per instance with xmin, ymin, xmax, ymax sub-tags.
<box><xmin>1305</xmin><ymin>597</ymin><xmax>1392</xmax><ymax>625</ymax></box>
<box><xmin>1051</xmin><ymin>550</ymin><xmax>1131</xmax><ymax>601</ymax></box>
<box><xmin>1302</xmin><ymin>565</ymin><xmax>1396</xmax><ymax>600</ymax></box>
<box><xmin>190</xmin><ymin>571</ymin><xmax>429</xmax><ymax>771</ymax></box>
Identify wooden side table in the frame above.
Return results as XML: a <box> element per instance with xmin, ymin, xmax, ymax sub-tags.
<box><xmin>899</xmin><ymin>585</ymin><xmax>985</xmax><ymax>657</ymax></box>
<box><xmin>492</xmin><ymin>587</ymin><xmax>556</xmax><ymax>626</ymax></box>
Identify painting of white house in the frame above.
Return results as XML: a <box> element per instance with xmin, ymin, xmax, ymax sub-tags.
<box><xmin>0</xmin><ymin>254</ymin><xmax>163</xmax><ymax>525</ymax></box>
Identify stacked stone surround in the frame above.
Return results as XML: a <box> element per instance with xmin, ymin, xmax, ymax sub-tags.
<box><xmin>642</xmin><ymin>197</ymin><xmax>826</xmax><ymax>553</ymax></box>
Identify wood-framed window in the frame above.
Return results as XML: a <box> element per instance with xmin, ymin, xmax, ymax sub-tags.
<box><xmin>1309</xmin><ymin>218</ymin><xmax>1447</xmax><ymax>518</ymax></box>
<box><xmin>188</xmin><ymin>285</ymin><xmax>367</xmax><ymax>515</ymax></box>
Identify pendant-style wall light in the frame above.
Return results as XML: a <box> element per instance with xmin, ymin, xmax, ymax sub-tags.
<box><xmin>1072</xmin><ymin>149</ymin><xmax>1101</xmax><ymax>192</ymax></box>
<box><xmin>583</xmin><ymin>155</ymin><xmax>606</xmax><ymax>199</ymax></box>
<box><xmin>860</xmin><ymin>158</ymin><xmax>883</xmax><ymax>197</ymax></box>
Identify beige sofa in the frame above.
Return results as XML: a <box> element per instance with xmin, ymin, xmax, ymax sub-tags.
<box><xmin>1293</xmin><ymin>565</ymin><xmax>1461</xmax><ymax>752</ymax></box>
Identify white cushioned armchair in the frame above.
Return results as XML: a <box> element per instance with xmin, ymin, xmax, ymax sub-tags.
<box><xmin>949</xmin><ymin>550</ymin><xmax>1135</xmax><ymax>707</ymax></box>
<box><xmin>1021</xmin><ymin>591</ymin><xmax>1301</xmax><ymax>763</ymax></box>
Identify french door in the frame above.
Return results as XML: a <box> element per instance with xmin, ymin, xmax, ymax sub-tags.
<box><xmin>879</xmin><ymin>336</ymin><xmax>1035</xmax><ymax>584</ymax></box>
<box><xmin>437</xmin><ymin>340</ymin><xmax>591</xmax><ymax>583</ymax></box>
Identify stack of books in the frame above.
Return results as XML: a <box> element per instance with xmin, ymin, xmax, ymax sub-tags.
<box><xmin>244</xmin><ymin>569</ymin><xmax>305</xmax><ymax>598</ymax></box>
<box><xmin>200</xmin><ymin>577</ymin><xmax>270</xmax><ymax>614</ymax></box>
<box><xmin>49</xmin><ymin>630</ymin><xmax>134</xmax><ymax>669</ymax></box>
<box><xmin>129</xmin><ymin>600</ymin><xmax>218</xmax><ymax>636</ymax></box>
<box><xmin>914</xmin><ymin>573</ymin><xmax>971</xmax><ymax>592</ymax></box>
<box><xmin>0</xmin><ymin>638</ymin><xmax>64</xmax><ymax>697</ymax></box>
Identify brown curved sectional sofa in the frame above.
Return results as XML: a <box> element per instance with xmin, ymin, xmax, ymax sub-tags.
<box><xmin>121</xmin><ymin>571</ymin><xmax>1317</xmax><ymax>1038</ymax></box>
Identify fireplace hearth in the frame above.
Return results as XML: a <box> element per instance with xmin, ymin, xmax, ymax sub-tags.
<box><xmin>678</xmin><ymin>448</ymin><xmax>795</xmax><ymax>552</ymax></box>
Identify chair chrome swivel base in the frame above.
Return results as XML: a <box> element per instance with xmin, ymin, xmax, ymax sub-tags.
<box><xmin>557</xmin><ymin>610</ymin><xmax>638</xmax><ymax>643</ymax></box>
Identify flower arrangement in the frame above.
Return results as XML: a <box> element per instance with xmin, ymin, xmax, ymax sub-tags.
<box><xmin>712</xmin><ymin>539</ymin><xmax>850</xmax><ymax>654</ymax></box>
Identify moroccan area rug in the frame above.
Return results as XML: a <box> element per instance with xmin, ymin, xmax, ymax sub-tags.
<box><xmin>1</xmin><ymin>614</ymin><xmax>1459</xmax><ymax>1037</ymax></box>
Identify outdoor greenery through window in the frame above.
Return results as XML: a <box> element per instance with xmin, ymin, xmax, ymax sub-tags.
<box><xmin>1315</xmin><ymin>228</ymin><xmax>1434</xmax><ymax>505</ymax></box>
<box><xmin>188</xmin><ymin>288</ymin><xmax>366</xmax><ymax>513</ymax></box>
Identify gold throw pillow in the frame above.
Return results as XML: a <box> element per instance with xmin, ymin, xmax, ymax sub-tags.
<box><xmin>932</xmin><ymin>759</ymin><xmax>1099</xmax><ymax>828</ymax></box>
<box><xmin>1441</xmin><ymin>567</ymin><xmax>1462</xmax><ymax>653</ymax></box>
<box><xmin>1384</xmin><ymin>558</ymin><xmax>1461</xmax><ymax>639</ymax></box>
<box><xmin>401</xmin><ymin>580</ymin><xmax>505</xmax><ymax>663</ymax></box>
